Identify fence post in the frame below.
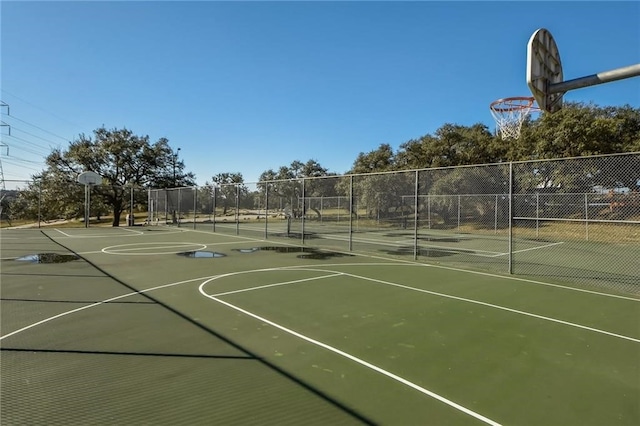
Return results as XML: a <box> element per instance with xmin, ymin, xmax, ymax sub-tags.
<box><xmin>164</xmin><ymin>190</ymin><xmax>168</xmax><ymax>225</ymax></box>
<box><xmin>428</xmin><ymin>194</ymin><xmax>431</xmax><ymax>229</ymax></box>
<box><xmin>38</xmin><ymin>180</ymin><xmax>42</xmax><ymax>229</ymax></box>
<box><xmin>508</xmin><ymin>162</ymin><xmax>514</xmax><ymax>275</ymax></box>
<box><xmin>349</xmin><ymin>175</ymin><xmax>353</xmax><ymax>251</ymax></box>
<box><xmin>193</xmin><ymin>186</ymin><xmax>197</xmax><ymax>230</ymax></box>
<box><xmin>585</xmin><ymin>193</ymin><xmax>589</xmax><ymax>241</ymax></box>
<box><xmin>301</xmin><ymin>179</ymin><xmax>306</xmax><ymax>245</ymax></box>
<box><xmin>84</xmin><ymin>184</ymin><xmax>89</xmax><ymax>228</ymax></box>
<box><xmin>264</xmin><ymin>183</ymin><xmax>269</xmax><ymax>239</ymax></box>
<box><xmin>414</xmin><ymin>170</ymin><xmax>419</xmax><ymax>260</ymax></box>
<box><xmin>494</xmin><ymin>194</ymin><xmax>498</xmax><ymax>234</ymax></box>
<box><xmin>536</xmin><ymin>192</ymin><xmax>540</xmax><ymax>238</ymax></box>
<box><xmin>212</xmin><ymin>186</ymin><xmax>217</xmax><ymax>233</ymax></box>
<box><xmin>129</xmin><ymin>186</ymin><xmax>134</xmax><ymax>226</ymax></box>
<box><xmin>177</xmin><ymin>188</ymin><xmax>182</xmax><ymax>227</ymax></box>
<box><xmin>457</xmin><ymin>194</ymin><xmax>461</xmax><ymax>231</ymax></box>
<box><xmin>235</xmin><ymin>184</ymin><xmax>240</xmax><ymax>236</ymax></box>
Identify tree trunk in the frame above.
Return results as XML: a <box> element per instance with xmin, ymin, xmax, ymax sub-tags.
<box><xmin>112</xmin><ymin>201</ymin><xmax>123</xmax><ymax>227</ymax></box>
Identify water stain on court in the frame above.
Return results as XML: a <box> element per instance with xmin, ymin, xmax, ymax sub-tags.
<box><xmin>235</xmin><ymin>248</ymin><xmax>260</xmax><ymax>253</ymax></box>
<box><xmin>384</xmin><ymin>232</ymin><xmax>466</xmax><ymax>243</ymax></box>
<box><xmin>381</xmin><ymin>246</ymin><xmax>476</xmax><ymax>258</ymax></box>
<box><xmin>176</xmin><ymin>251</ymin><xmax>226</xmax><ymax>258</ymax></box>
<box><xmin>15</xmin><ymin>253</ymin><xmax>80</xmax><ymax>264</ymax></box>
<box><xmin>234</xmin><ymin>246</ymin><xmax>353</xmax><ymax>260</ymax></box>
<box><xmin>272</xmin><ymin>232</ymin><xmax>318</xmax><ymax>239</ymax></box>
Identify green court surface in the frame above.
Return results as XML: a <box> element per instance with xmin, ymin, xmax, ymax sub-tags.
<box><xmin>1</xmin><ymin>227</ymin><xmax>638</xmax><ymax>425</ymax></box>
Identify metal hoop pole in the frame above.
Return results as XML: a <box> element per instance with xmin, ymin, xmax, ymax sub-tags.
<box><xmin>550</xmin><ymin>63</ymin><xmax>640</xmax><ymax>94</ymax></box>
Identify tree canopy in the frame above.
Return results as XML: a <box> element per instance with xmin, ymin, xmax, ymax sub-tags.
<box><xmin>7</xmin><ymin>103</ymin><xmax>638</xmax><ymax>226</ymax></box>
<box><xmin>14</xmin><ymin>127</ymin><xmax>194</xmax><ymax>226</ymax></box>
<box><xmin>352</xmin><ymin>103</ymin><xmax>639</xmax><ymax>174</ymax></box>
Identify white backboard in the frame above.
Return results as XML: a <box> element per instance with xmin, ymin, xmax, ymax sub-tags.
<box><xmin>527</xmin><ymin>28</ymin><xmax>564</xmax><ymax>113</ymax></box>
<box><xmin>77</xmin><ymin>171</ymin><xmax>102</xmax><ymax>186</ymax></box>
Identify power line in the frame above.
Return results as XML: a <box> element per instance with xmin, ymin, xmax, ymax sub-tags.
<box><xmin>2</xmin><ymin>145</ymin><xmax>46</xmax><ymax>158</ymax></box>
<box><xmin>3</xmin><ymin>114</ymin><xmax>72</xmax><ymax>143</ymax></box>
<box><xmin>0</xmin><ymin>102</ymin><xmax>63</xmax><ymax>166</ymax></box>
<box><xmin>6</xmin><ymin>158</ymin><xmax>45</xmax><ymax>166</ymax></box>
<box><xmin>9</xmin><ymin>125</ymin><xmax>64</xmax><ymax>149</ymax></box>
<box><xmin>2</xmin><ymin>135</ymin><xmax>51</xmax><ymax>156</ymax></box>
<box><xmin>0</xmin><ymin>90</ymin><xmax>84</xmax><ymax>129</ymax></box>
<box><xmin>1</xmin><ymin>157</ymin><xmax>43</xmax><ymax>171</ymax></box>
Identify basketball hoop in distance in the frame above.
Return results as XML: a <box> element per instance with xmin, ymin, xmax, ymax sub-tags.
<box><xmin>489</xmin><ymin>96</ymin><xmax>540</xmax><ymax>140</ymax></box>
<box><xmin>77</xmin><ymin>171</ymin><xmax>102</xmax><ymax>186</ymax></box>
<box><xmin>77</xmin><ymin>171</ymin><xmax>102</xmax><ymax>228</ymax></box>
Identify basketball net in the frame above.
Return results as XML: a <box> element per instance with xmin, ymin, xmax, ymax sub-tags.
<box><xmin>490</xmin><ymin>97</ymin><xmax>539</xmax><ymax>140</ymax></box>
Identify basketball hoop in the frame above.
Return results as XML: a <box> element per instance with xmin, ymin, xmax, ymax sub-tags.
<box><xmin>489</xmin><ymin>96</ymin><xmax>540</xmax><ymax>140</ymax></box>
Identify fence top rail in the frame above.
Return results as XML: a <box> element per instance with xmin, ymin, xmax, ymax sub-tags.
<box><xmin>144</xmin><ymin>151</ymin><xmax>640</xmax><ymax>191</ymax></box>
<box><xmin>512</xmin><ymin>151</ymin><xmax>640</xmax><ymax>166</ymax></box>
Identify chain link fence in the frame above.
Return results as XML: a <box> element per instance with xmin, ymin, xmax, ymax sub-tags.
<box><xmin>150</xmin><ymin>153</ymin><xmax>637</xmax><ymax>294</ymax></box>
<box><xmin>3</xmin><ymin>153</ymin><xmax>639</xmax><ymax>293</ymax></box>
<box><xmin>1</xmin><ymin>179</ymin><xmax>148</xmax><ymax>228</ymax></box>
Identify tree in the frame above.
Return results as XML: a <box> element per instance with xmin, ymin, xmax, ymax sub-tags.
<box><xmin>258</xmin><ymin>159</ymin><xmax>333</xmax><ymax>217</ymax></box>
<box><xmin>209</xmin><ymin>172</ymin><xmax>247</xmax><ymax>215</ymax></box>
<box><xmin>510</xmin><ymin>104</ymin><xmax>640</xmax><ymax>196</ymax></box>
<box><xmin>396</xmin><ymin>123</ymin><xmax>498</xmax><ymax>169</ymax></box>
<box><xmin>349</xmin><ymin>143</ymin><xmax>396</xmax><ymax>174</ymax></box>
<box><xmin>517</xmin><ymin>102</ymin><xmax>640</xmax><ymax>160</ymax></box>
<box><xmin>428</xmin><ymin>167</ymin><xmax>508</xmax><ymax>227</ymax></box>
<box><xmin>352</xmin><ymin>172</ymin><xmax>415</xmax><ymax>220</ymax></box>
<box><xmin>22</xmin><ymin>127</ymin><xmax>194</xmax><ymax>226</ymax></box>
<box><xmin>10</xmin><ymin>171</ymin><xmax>84</xmax><ymax>222</ymax></box>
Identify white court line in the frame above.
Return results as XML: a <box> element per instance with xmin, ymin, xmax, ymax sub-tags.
<box><xmin>0</xmin><ymin>266</ymin><xmax>334</xmax><ymax>341</ymax></box>
<box><xmin>200</xmin><ymin>266</ymin><xmax>640</xmax><ymax>343</ymax></box>
<box><xmin>100</xmin><ymin>240</ymin><xmax>258</xmax><ymax>256</ymax></box>
<box><xmin>121</xmin><ymin>227</ymin><xmax>144</xmax><ymax>234</ymax></box>
<box><xmin>78</xmin><ymin>241</ymin><xmax>252</xmax><ymax>257</ymax></box>
<box><xmin>75</xmin><ymin>250</ymin><xmax>105</xmax><ymax>255</ymax></box>
<box><xmin>212</xmin><ymin>273</ymin><xmax>343</xmax><ymax>297</ymax></box>
<box><xmin>330</xmin><ymin>234</ymin><xmax>566</xmax><ymax>258</ymax></box>
<box><xmin>335</xmin><ymin>270</ymin><xmax>640</xmax><ymax>343</ymax></box>
<box><xmin>53</xmin><ymin>228</ymin><xmax>144</xmax><ymax>238</ymax></box>
<box><xmin>5</xmin><ymin>260</ymin><xmax>635</xmax><ymax>343</ymax></box>
<box><xmin>280</xmin><ymin>253</ymin><xmax>640</xmax><ymax>302</ymax></box>
<box><xmin>186</xmin><ymin>227</ymin><xmax>268</xmax><ymax>242</ymax></box>
<box><xmin>299</xmin><ymin>229</ymin><xmax>569</xmax><ymax>258</ymax></box>
<box><xmin>82</xmin><ymin>225</ymin><xmax>640</xmax><ymax>302</ymax></box>
<box><xmin>319</xmin><ymin>234</ymin><xmax>503</xmax><ymax>257</ymax></box>
<box><xmin>0</xmin><ymin>276</ymin><xmax>208</xmax><ymax>341</ymax></box>
<box><xmin>40</xmin><ymin>226</ymin><xmax>577</xmax><ymax>299</ymax></box>
<box><xmin>199</xmin><ymin>281</ymin><xmax>502</xmax><ymax>426</ymax></box>
<box><xmin>102</xmin><ymin>242</ymin><xmax>207</xmax><ymax>255</ymax></box>
<box><xmin>175</xmin><ymin>227</ymin><xmax>639</xmax><ymax>301</ymax></box>
<box><xmin>203</xmin><ymin>240</ymin><xmax>266</xmax><ymax>247</ymax></box>
<box><xmin>53</xmin><ymin>229</ymin><xmax>74</xmax><ymax>237</ymax></box>
<box><xmin>0</xmin><ymin>236</ymin><xmax>51</xmax><ymax>240</ymax></box>
<box><xmin>2</xmin><ymin>258</ymin><xmax>635</xmax><ymax>424</ymax></box>
<box><xmin>490</xmin><ymin>241</ymin><xmax>565</xmax><ymax>257</ymax></box>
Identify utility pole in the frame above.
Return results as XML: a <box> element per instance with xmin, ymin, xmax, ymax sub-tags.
<box><xmin>171</xmin><ymin>147</ymin><xmax>180</xmax><ymax>224</ymax></box>
<box><xmin>0</xmin><ymin>102</ymin><xmax>10</xmax><ymax>221</ymax></box>
<box><xmin>172</xmin><ymin>147</ymin><xmax>181</xmax><ymax>186</ymax></box>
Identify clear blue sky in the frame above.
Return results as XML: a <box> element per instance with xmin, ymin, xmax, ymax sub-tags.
<box><xmin>1</xmin><ymin>1</ymin><xmax>639</xmax><ymax>186</ymax></box>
